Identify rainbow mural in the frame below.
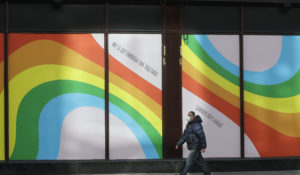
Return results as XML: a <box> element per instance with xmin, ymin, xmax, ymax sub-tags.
<box><xmin>7</xmin><ymin>33</ymin><xmax>297</xmax><ymax>160</ymax></box>
<box><xmin>182</xmin><ymin>34</ymin><xmax>300</xmax><ymax>158</ymax></box>
<box><xmin>0</xmin><ymin>33</ymin><xmax>4</xmax><ymax>160</ymax></box>
<box><xmin>108</xmin><ymin>34</ymin><xmax>162</xmax><ymax>159</ymax></box>
<box><xmin>7</xmin><ymin>33</ymin><xmax>162</xmax><ymax>160</ymax></box>
<box><xmin>244</xmin><ymin>35</ymin><xmax>300</xmax><ymax>157</ymax></box>
<box><xmin>8</xmin><ymin>34</ymin><xmax>106</xmax><ymax>160</ymax></box>
<box><xmin>182</xmin><ymin>35</ymin><xmax>241</xmax><ymax>158</ymax></box>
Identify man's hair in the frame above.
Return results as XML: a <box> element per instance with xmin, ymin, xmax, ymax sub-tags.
<box><xmin>189</xmin><ymin>111</ymin><xmax>195</xmax><ymax>116</ymax></box>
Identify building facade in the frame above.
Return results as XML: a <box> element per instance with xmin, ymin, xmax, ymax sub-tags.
<box><xmin>0</xmin><ymin>0</ymin><xmax>299</xmax><ymax>163</ymax></box>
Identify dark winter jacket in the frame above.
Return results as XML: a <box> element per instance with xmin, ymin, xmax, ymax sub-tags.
<box><xmin>176</xmin><ymin>115</ymin><xmax>207</xmax><ymax>150</ymax></box>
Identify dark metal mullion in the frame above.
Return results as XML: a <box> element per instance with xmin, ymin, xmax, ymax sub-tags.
<box><xmin>178</xmin><ymin>0</ymin><xmax>183</xmax><ymax>159</ymax></box>
<box><xmin>4</xmin><ymin>0</ymin><xmax>9</xmax><ymax>161</ymax></box>
<box><xmin>239</xmin><ymin>4</ymin><xmax>245</xmax><ymax>158</ymax></box>
<box><xmin>104</xmin><ymin>0</ymin><xmax>109</xmax><ymax>160</ymax></box>
<box><xmin>162</xmin><ymin>5</ymin><xmax>182</xmax><ymax>159</ymax></box>
<box><xmin>161</xmin><ymin>0</ymin><xmax>166</xmax><ymax>159</ymax></box>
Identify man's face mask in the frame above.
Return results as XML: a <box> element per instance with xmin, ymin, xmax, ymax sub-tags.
<box><xmin>187</xmin><ymin>117</ymin><xmax>191</xmax><ymax>122</ymax></box>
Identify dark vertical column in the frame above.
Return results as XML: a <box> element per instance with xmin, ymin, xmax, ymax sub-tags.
<box><xmin>162</xmin><ymin>5</ymin><xmax>182</xmax><ymax>159</ymax></box>
<box><xmin>104</xmin><ymin>0</ymin><xmax>109</xmax><ymax>160</ymax></box>
<box><xmin>4</xmin><ymin>0</ymin><xmax>9</xmax><ymax>161</ymax></box>
<box><xmin>239</xmin><ymin>4</ymin><xmax>245</xmax><ymax>158</ymax></box>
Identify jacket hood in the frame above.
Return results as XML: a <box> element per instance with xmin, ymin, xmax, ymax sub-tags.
<box><xmin>191</xmin><ymin>115</ymin><xmax>203</xmax><ymax>123</ymax></box>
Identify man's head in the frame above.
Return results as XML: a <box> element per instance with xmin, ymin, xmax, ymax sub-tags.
<box><xmin>188</xmin><ymin>111</ymin><xmax>196</xmax><ymax>121</ymax></box>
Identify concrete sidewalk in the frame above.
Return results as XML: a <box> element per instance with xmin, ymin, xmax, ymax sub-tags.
<box><xmin>97</xmin><ymin>171</ymin><xmax>300</xmax><ymax>175</ymax></box>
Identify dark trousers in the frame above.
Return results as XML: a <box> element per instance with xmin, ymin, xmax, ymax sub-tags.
<box><xmin>180</xmin><ymin>149</ymin><xmax>211</xmax><ymax>175</ymax></box>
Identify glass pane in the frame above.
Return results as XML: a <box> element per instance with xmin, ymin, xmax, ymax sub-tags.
<box><xmin>8</xmin><ymin>34</ymin><xmax>105</xmax><ymax>160</ymax></box>
<box><xmin>182</xmin><ymin>34</ymin><xmax>240</xmax><ymax>158</ymax></box>
<box><xmin>109</xmin><ymin>34</ymin><xmax>162</xmax><ymax>159</ymax></box>
<box><xmin>244</xmin><ymin>6</ymin><xmax>300</xmax><ymax>33</ymax></box>
<box><xmin>9</xmin><ymin>4</ymin><xmax>104</xmax><ymax>32</ymax></box>
<box><xmin>109</xmin><ymin>5</ymin><xmax>161</xmax><ymax>32</ymax></box>
<box><xmin>244</xmin><ymin>35</ymin><xmax>300</xmax><ymax>157</ymax></box>
<box><xmin>182</xmin><ymin>5</ymin><xmax>239</xmax><ymax>33</ymax></box>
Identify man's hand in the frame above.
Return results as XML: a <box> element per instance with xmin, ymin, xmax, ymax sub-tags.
<box><xmin>201</xmin><ymin>149</ymin><xmax>206</xmax><ymax>153</ymax></box>
<box><xmin>175</xmin><ymin>145</ymin><xmax>179</xmax><ymax>150</ymax></box>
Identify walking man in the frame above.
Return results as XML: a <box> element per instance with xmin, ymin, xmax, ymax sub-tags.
<box><xmin>176</xmin><ymin>111</ymin><xmax>211</xmax><ymax>175</ymax></box>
